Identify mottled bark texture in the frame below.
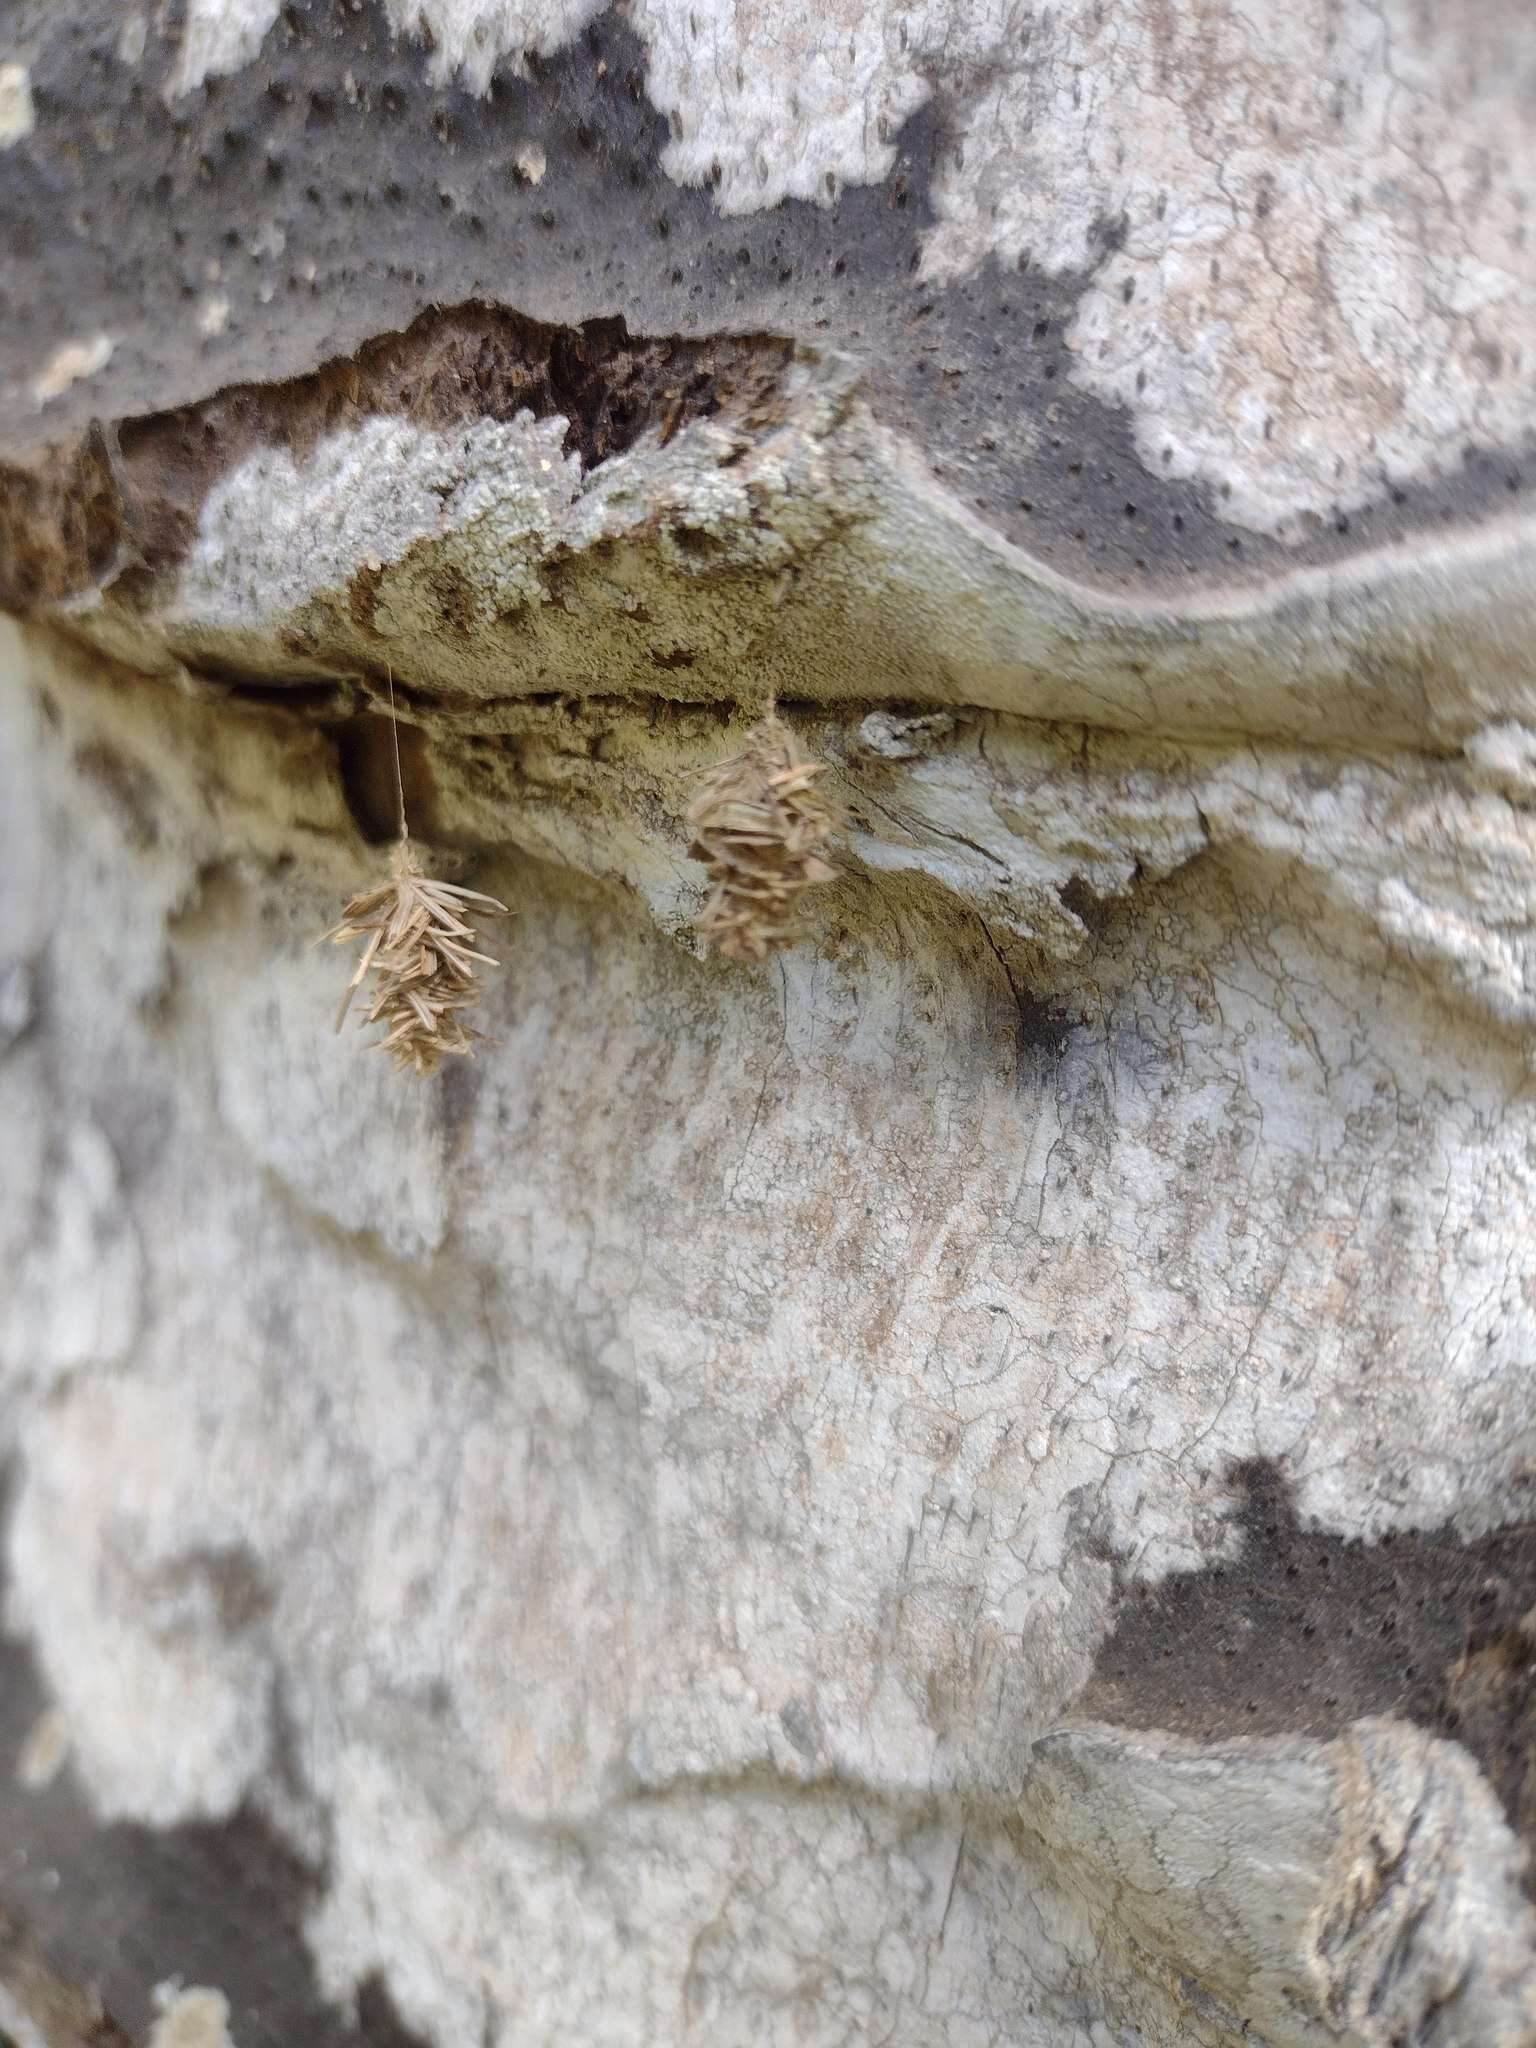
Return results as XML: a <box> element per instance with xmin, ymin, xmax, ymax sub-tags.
<box><xmin>2</xmin><ymin>2</ymin><xmax>1535</xmax><ymax>2044</ymax></box>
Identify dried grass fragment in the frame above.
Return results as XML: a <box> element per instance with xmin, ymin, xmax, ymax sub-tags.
<box><xmin>687</xmin><ymin>713</ymin><xmax>837</xmax><ymax>962</ymax></box>
<box><xmin>323</xmin><ymin>838</ymin><xmax>508</xmax><ymax>1076</ymax></box>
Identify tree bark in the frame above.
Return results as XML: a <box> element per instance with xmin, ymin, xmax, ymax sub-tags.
<box><xmin>1</xmin><ymin>2</ymin><xmax>1535</xmax><ymax>2042</ymax></box>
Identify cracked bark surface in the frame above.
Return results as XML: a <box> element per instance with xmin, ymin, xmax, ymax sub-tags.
<box><xmin>2</xmin><ymin>3</ymin><xmax>1535</xmax><ymax>2045</ymax></box>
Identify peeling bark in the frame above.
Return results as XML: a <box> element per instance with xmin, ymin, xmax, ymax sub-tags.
<box><xmin>2</xmin><ymin>3</ymin><xmax>1535</xmax><ymax>2045</ymax></box>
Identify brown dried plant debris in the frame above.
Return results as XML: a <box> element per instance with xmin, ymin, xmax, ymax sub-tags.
<box><xmin>687</xmin><ymin>713</ymin><xmax>838</xmax><ymax>962</ymax></box>
<box><xmin>323</xmin><ymin>838</ymin><xmax>508</xmax><ymax>1076</ymax></box>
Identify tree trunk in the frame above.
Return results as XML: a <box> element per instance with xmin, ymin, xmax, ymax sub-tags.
<box><xmin>1</xmin><ymin>2</ymin><xmax>1534</xmax><ymax>2042</ymax></box>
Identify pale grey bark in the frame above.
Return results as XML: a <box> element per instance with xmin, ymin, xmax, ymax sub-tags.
<box><xmin>1</xmin><ymin>3</ymin><xmax>1535</xmax><ymax>2044</ymax></box>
